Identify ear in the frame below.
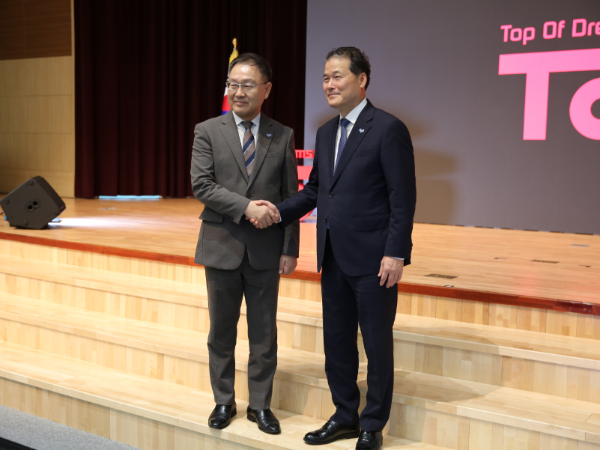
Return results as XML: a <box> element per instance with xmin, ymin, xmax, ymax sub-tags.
<box><xmin>264</xmin><ymin>82</ymin><xmax>273</xmax><ymax>99</ymax></box>
<box><xmin>359</xmin><ymin>73</ymin><xmax>367</xmax><ymax>89</ymax></box>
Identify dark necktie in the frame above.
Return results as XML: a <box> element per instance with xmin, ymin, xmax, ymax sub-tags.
<box><xmin>334</xmin><ymin>118</ymin><xmax>350</xmax><ymax>174</ymax></box>
<box><xmin>242</xmin><ymin>121</ymin><xmax>256</xmax><ymax>178</ymax></box>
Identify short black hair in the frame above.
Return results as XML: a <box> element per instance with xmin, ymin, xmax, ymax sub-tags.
<box><xmin>326</xmin><ymin>47</ymin><xmax>371</xmax><ymax>89</ymax></box>
<box><xmin>229</xmin><ymin>53</ymin><xmax>273</xmax><ymax>82</ymax></box>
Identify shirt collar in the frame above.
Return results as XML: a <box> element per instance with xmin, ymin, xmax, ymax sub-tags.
<box><xmin>232</xmin><ymin>111</ymin><xmax>261</xmax><ymax>129</ymax></box>
<box><xmin>340</xmin><ymin>98</ymin><xmax>368</xmax><ymax>125</ymax></box>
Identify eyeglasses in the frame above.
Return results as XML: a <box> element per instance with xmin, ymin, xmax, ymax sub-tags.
<box><xmin>226</xmin><ymin>81</ymin><xmax>267</xmax><ymax>93</ymax></box>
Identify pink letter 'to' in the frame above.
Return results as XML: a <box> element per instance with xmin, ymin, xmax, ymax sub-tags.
<box><xmin>570</xmin><ymin>78</ymin><xmax>600</xmax><ymax>140</ymax></box>
<box><xmin>499</xmin><ymin>48</ymin><xmax>600</xmax><ymax>140</ymax></box>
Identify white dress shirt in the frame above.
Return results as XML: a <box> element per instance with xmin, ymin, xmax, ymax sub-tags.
<box><xmin>232</xmin><ymin>111</ymin><xmax>260</xmax><ymax>148</ymax></box>
<box><xmin>334</xmin><ymin>98</ymin><xmax>368</xmax><ymax>164</ymax></box>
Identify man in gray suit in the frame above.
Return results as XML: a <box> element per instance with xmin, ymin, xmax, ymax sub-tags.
<box><xmin>190</xmin><ymin>53</ymin><xmax>299</xmax><ymax>434</ymax></box>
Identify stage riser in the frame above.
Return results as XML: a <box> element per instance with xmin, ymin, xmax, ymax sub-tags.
<box><xmin>3</xmin><ymin>273</ymin><xmax>600</xmax><ymax>407</ymax></box>
<box><xmin>1</xmin><ymin>376</ymin><xmax>598</xmax><ymax>450</ymax></box>
<box><xmin>0</xmin><ymin>239</ymin><xmax>207</xmax><ymax>283</ymax></box>
<box><xmin>395</xmin><ymin>341</ymin><xmax>600</xmax><ymax>404</ymax></box>
<box><xmin>398</xmin><ymin>293</ymin><xmax>600</xmax><ymax>340</ymax></box>
<box><xmin>0</xmin><ymin>378</ymin><xmax>258</xmax><ymax>450</ymax></box>
<box><xmin>0</xmin><ymin>315</ymin><xmax>332</xmax><ymax>420</ymax></box>
<box><xmin>388</xmin><ymin>400</ymin><xmax>600</xmax><ymax>447</ymax></box>
<box><xmin>1</xmin><ymin>264</ymin><xmax>599</xmax><ymax>351</ymax></box>
<box><xmin>2</xmin><ymin>239</ymin><xmax>599</xmax><ymax>341</ymax></box>
<box><xmin>3</xmin><ymin>297</ymin><xmax>597</xmax><ymax>409</ymax></box>
<box><xmin>0</xmin><ymin>239</ymin><xmax>322</xmax><ymax>302</ymax></box>
<box><xmin>390</xmin><ymin>406</ymin><xmax>600</xmax><ymax>450</ymax></box>
<box><xmin>2</xmin><ymin>316</ymin><xmax>600</xmax><ymax>446</ymax></box>
<box><xmin>0</xmin><ymin>272</ymin><xmax>212</xmax><ymax>334</ymax></box>
<box><xmin>0</xmin><ymin>272</ymin><xmax>326</xmax><ymax>354</ymax></box>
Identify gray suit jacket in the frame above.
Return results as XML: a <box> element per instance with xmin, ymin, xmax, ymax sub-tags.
<box><xmin>191</xmin><ymin>111</ymin><xmax>300</xmax><ymax>271</ymax></box>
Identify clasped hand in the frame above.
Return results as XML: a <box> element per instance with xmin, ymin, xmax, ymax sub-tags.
<box><xmin>244</xmin><ymin>200</ymin><xmax>280</xmax><ymax>229</ymax></box>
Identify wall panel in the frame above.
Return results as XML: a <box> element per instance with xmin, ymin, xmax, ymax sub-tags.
<box><xmin>0</xmin><ymin>0</ymin><xmax>74</xmax><ymax>197</ymax></box>
<box><xmin>0</xmin><ymin>56</ymin><xmax>75</xmax><ymax>196</ymax></box>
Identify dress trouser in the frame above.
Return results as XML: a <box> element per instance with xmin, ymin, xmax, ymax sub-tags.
<box><xmin>321</xmin><ymin>232</ymin><xmax>398</xmax><ymax>432</ymax></box>
<box><xmin>205</xmin><ymin>253</ymin><xmax>280</xmax><ymax>410</ymax></box>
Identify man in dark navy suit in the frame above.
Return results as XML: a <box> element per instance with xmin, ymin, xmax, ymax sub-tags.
<box><xmin>253</xmin><ymin>47</ymin><xmax>416</xmax><ymax>450</ymax></box>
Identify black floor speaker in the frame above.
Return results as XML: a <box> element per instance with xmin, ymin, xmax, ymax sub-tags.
<box><xmin>1</xmin><ymin>177</ymin><xmax>66</xmax><ymax>230</ymax></box>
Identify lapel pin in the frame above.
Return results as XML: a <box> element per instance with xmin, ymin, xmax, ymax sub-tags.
<box><xmin>359</xmin><ymin>129</ymin><xmax>364</xmax><ymax>133</ymax></box>
<box><xmin>267</xmin><ymin>133</ymin><xmax>272</xmax><ymax>137</ymax></box>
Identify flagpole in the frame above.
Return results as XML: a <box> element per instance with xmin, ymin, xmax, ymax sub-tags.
<box><xmin>222</xmin><ymin>38</ymin><xmax>239</xmax><ymax>115</ymax></box>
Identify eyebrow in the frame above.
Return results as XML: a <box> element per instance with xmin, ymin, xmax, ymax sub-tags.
<box><xmin>323</xmin><ymin>70</ymin><xmax>343</xmax><ymax>78</ymax></box>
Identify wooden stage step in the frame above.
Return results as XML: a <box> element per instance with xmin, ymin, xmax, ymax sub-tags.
<box><xmin>0</xmin><ymin>341</ymin><xmax>448</xmax><ymax>450</ymax></box>
<box><xmin>3</xmin><ymin>253</ymin><xmax>600</xmax><ymax>406</ymax></box>
<box><xmin>2</xmin><ymin>251</ymin><xmax>600</xmax><ymax>366</ymax></box>
<box><xmin>2</xmin><ymin>293</ymin><xmax>600</xmax><ymax>448</ymax></box>
<box><xmin>1</xmin><ymin>234</ymin><xmax>600</xmax><ymax>449</ymax></box>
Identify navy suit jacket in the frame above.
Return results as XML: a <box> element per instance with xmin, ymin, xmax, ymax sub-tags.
<box><xmin>278</xmin><ymin>100</ymin><xmax>416</xmax><ymax>276</ymax></box>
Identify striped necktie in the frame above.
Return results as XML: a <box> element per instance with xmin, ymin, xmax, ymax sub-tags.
<box><xmin>242</xmin><ymin>121</ymin><xmax>256</xmax><ymax>178</ymax></box>
<box><xmin>334</xmin><ymin>118</ymin><xmax>350</xmax><ymax>174</ymax></box>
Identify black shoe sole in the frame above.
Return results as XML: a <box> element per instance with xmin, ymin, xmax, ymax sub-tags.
<box><xmin>208</xmin><ymin>409</ymin><xmax>237</xmax><ymax>429</ymax></box>
<box><xmin>247</xmin><ymin>413</ymin><xmax>281</xmax><ymax>434</ymax></box>
<box><xmin>303</xmin><ymin>430</ymin><xmax>361</xmax><ymax>445</ymax></box>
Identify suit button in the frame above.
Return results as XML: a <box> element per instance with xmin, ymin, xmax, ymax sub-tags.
<box><xmin>329</xmin><ymin>193</ymin><xmax>334</xmax><ymax>198</ymax></box>
<box><xmin>323</xmin><ymin>217</ymin><xmax>327</xmax><ymax>222</ymax></box>
<box><xmin>246</xmin><ymin>194</ymin><xmax>251</xmax><ymax>199</ymax></box>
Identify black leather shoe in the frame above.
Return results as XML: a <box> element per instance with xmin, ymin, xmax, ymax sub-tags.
<box><xmin>208</xmin><ymin>404</ymin><xmax>236</xmax><ymax>429</ymax></box>
<box><xmin>303</xmin><ymin>420</ymin><xmax>361</xmax><ymax>445</ymax></box>
<box><xmin>246</xmin><ymin>406</ymin><xmax>281</xmax><ymax>434</ymax></box>
<box><xmin>356</xmin><ymin>430</ymin><xmax>383</xmax><ymax>450</ymax></box>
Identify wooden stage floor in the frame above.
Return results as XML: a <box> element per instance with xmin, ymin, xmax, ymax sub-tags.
<box><xmin>1</xmin><ymin>197</ymin><xmax>599</xmax><ymax>310</ymax></box>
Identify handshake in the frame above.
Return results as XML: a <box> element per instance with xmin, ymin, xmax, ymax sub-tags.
<box><xmin>244</xmin><ymin>200</ymin><xmax>280</xmax><ymax>229</ymax></box>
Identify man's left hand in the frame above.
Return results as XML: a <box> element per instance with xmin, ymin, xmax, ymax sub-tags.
<box><xmin>378</xmin><ymin>256</ymin><xmax>404</xmax><ymax>288</ymax></box>
<box><xmin>279</xmin><ymin>255</ymin><xmax>298</xmax><ymax>275</ymax></box>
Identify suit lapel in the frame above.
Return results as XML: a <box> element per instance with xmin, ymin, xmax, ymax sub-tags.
<box><xmin>331</xmin><ymin>102</ymin><xmax>374</xmax><ymax>187</ymax></box>
<box><xmin>220</xmin><ymin>111</ymin><xmax>248</xmax><ymax>182</ymax></box>
<box><xmin>247</xmin><ymin>114</ymin><xmax>274</xmax><ymax>189</ymax></box>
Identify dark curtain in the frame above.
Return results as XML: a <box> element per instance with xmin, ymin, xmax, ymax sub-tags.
<box><xmin>75</xmin><ymin>0</ymin><xmax>307</xmax><ymax>198</ymax></box>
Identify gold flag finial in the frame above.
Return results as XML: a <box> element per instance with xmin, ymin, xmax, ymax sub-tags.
<box><xmin>229</xmin><ymin>38</ymin><xmax>239</xmax><ymax>64</ymax></box>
